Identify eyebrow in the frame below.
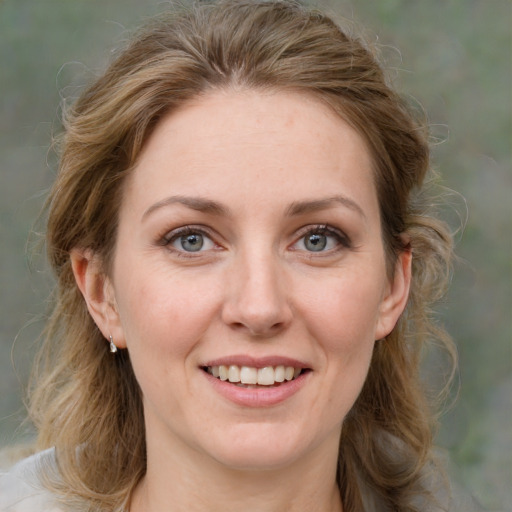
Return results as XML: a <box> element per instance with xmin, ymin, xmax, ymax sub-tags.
<box><xmin>142</xmin><ymin>194</ymin><xmax>366</xmax><ymax>221</ymax></box>
<box><xmin>142</xmin><ymin>195</ymin><xmax>231</xmax><ymax>220</ymax></box>
<box><xmin>285</xmin><ymin>195</ymin><xmax>366</xmax><ymax>220</ymax></box>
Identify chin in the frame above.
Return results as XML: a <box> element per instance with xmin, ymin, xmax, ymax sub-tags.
<box><xmin>212</xmin><ymin>447</ymin><xmax>299</xmax><ymax>472</ymax></box>
<box><xmin>201</xmin><ymin>423</ymin><xmax>318</xmax><ymax>472</ymax></box>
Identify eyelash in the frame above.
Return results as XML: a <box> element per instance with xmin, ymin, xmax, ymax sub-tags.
<box><xmin>292</xmin><ymin>224</ymin><xmax>352</xmax><ymax>253</ymax></box>
<box><xmin>159</xmin><ymin>225</ymin><xmax>218</xmax><ymax>257</ymax></box>
<box><xmin>158</xmin><ymin>224</ymin><xmax>351</xmax><ymax>257</ymax></box>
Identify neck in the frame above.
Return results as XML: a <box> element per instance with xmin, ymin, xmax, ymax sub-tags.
<box><xmin>130</xmin><ymin>431</ymin><xmax>343</xmax><ymax>512</ymax></box>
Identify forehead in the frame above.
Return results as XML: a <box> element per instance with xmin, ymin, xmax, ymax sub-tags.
<box><xmin>123</xmin><ymin>89</ymin><xmax>377</xmax><ymax>218</ymax></box>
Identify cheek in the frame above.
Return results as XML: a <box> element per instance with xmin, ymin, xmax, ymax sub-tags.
<box><xmin>113</xmin><ymin>273</ymin><xmax>221</xmax><ymax>416</ymax></box>
<box><xmin>114</xmin><ymin>265</ymin><xmax>222</xmax><ymax>357</ymax></box>
<box><xmin>300</xmin><ymin>271</ymin><xmax>385</xmax><ymax>348</ymax></box>
<box><xmin>297</xmin><ymin>271</ymin><xmax>383</xmax><ymax>409</ymax></box>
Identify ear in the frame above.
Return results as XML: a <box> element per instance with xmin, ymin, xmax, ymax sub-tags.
<box><xmin>70</xmin><ymin>248</ymin><xmax>127</xmax><ymax>349</ymax></box>
<box><xmin>375</xmin><ymin>246</ymin><xmax>412</xmax><ymax>340</ymax></box>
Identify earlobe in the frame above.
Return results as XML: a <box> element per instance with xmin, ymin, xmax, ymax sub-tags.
<box><xmin>70</xmin><ymin>249</ymin><xmax>126</xmax><ymax>348</ymax></box>
<box><xmin>375</xmin><ymin>247</ymin><xmax>412</xmax><ymax>340</ymax></box>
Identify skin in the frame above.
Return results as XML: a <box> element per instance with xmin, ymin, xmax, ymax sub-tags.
<box><xmin>72</xmin><ymin>89</ymin><xmax>411</xmax><ymax>512</ymax></box>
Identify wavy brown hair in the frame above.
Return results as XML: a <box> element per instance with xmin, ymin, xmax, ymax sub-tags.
<box><xmin>29</xmin><ymin>1</ymin><xmax>455</xmax><ymax>510</ymax></box>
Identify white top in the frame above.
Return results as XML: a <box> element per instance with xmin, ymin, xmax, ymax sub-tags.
<box><xmin>0</xmin><ymin>448</ymin><xmax>485</xmax><ymax>512</ymax></box>
<box><xmin>0</xmin><ymin>449</ymin><xmax>64</xmax><ymax>512</ymax></box>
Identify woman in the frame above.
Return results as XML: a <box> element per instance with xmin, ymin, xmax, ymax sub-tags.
<box><xmin>0</xmin><ymin>1</ymin><xmax>464</xmax><ymax>510</ymax></box>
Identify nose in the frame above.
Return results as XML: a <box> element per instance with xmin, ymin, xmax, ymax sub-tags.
<box><xmin>221</xmin><ymin>250</ymin><xmax>293</xmax><ymax>337</ymax></box>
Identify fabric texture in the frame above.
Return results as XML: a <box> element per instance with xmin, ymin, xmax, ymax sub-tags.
<box><xmin>0</xmin><ymin>449</ymin><xmax>64</xmax><ymax>512</ymax></box>
<box><xmin>0</xmin><ymin>448</ymin><xmax>486</xmax><ymax>512</ymax></box>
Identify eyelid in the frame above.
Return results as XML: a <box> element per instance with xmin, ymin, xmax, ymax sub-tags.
<box><xmin>157</xmin><ymin>223</ymin><xmax>351</xmax><ymax>256</ymax></box>
<box><xmin>159</xmin><ymin>225</ymin><xmax>221</xmax><ymax>254</ymax></box>
<box><xmin>291</xmin><ymin>224</ymin><xmax>352</xmax><ymax>251</ymax></box>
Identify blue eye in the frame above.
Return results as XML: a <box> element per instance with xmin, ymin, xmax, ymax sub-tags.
<box><xmin>304</xmin><ymin>233</ymin><xmax>328</xmax><ymax>251</ymax></box>
<box><xmin>294</xmin><ymin>226</ymin><xmax>349</xmax><ymax>253</ymax></box>
<box><xmin>166</xmin><ymin>229</ymin><xmax>216</xmax><ymax>253</ymax></box>
<box><xmin>176</xmin><ymin>233</ymin><xmax>204</xmax><ymax>252</ymax></box>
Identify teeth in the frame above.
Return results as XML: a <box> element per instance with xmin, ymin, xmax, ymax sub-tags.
<box><xmin>274</xmin><ymin>365</ymin><xmax>285</xmax><ymax>382</ymax></box>
<box><xmin>207</xmin><ymin>365</ymin><xmax>302</xmax><ymax>386</ymax></box>
<box><xmin>257</xmin><ymin>367</ymin><xmax>274</xmax><ymax>385</ymax></box>
<box><xmin>240</xmin><ymin>366</ymin><xmax>258</xmax><ymax>385</ymax></box>
<box><xmin>219</xmin><ymin>365</ymin><xmax>228</xmax><ymax>381</ymax></box>
<box><xmin>228</xmin><ymin>365</ymin><xmax>240</xmax><ymax>383</ymax></box>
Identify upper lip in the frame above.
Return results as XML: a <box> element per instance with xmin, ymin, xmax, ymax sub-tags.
<box><xmin>202</xmin><ymin>355</ymin><xmax>310</xmax><ymax>369</ymax></box>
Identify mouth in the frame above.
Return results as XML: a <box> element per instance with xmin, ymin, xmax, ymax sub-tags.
<box><xmin>202</xmin><ymin>365</ymin><xmax>309</xmax><ymax>387</ymax></box>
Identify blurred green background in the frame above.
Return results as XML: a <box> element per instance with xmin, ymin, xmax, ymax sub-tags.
<box><xmin>0</xmin><ymin>0</ymin><xmax>510</xmax><ymax>509</ymax></box>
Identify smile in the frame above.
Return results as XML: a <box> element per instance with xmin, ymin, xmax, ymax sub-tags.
<box><xmin>204</xmin><ymin>365</ymin><xmax>305</xmax><ymax>386</ymax></box>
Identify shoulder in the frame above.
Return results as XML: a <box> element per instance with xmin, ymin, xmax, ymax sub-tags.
<box><xmin>417</xmin><ymin>463</ymin><xmax>487</xmax><ymax>512</ymax></box>
<box><xmin>360</xmin><ymin>479</ymin><xmax>486</xmax><ymax>512</ymax></box>
<box><xmin>448</xmin><ymin>481</ymin><xmax>487</xmax><ymax>512</ymax></box>
<box><xmin>0</xmin><ymin>448</ymin><xmax>65</xmax><ymax>512</ymax></box>
<box><xmin>357</xmin><ymin>438</ymin><xmax>487</xmax><ymax>512</ymax></box>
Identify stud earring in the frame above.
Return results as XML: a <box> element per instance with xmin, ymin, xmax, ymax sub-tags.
<box><xmin>109</xmin><ymin>335</ymin><xmax>118</xmax><ymax>353</ymax></box>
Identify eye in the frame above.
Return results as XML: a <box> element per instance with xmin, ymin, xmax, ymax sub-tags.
<box><xmin>292</xmin><ymin>225</ymin><xmax>350</xmax><ymax>253</ymax></box>
<box><xmin>303</xmin><ymin>232</ymin><xmax>329</xmax><ymax>251</ymax></box>
<box><xmin>164</xmin><ymin>227</ymin><xmax>216</xmax><ymax>253</ymax></box>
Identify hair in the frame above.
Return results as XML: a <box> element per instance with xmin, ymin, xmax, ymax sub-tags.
<box><xmin>29</xmin><ymin>1</ymin><xmax>455</xmax><ymax>510</ymax></box>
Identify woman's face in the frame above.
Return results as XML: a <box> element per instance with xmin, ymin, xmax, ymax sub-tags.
<box><xmin>92</xmin><ymin>90</ymin><xmax>410</xmax><ymax>472</ymax></box>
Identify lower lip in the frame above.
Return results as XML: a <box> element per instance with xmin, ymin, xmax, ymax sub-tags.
<box><xmin>202</xmin><ymin>370</ymin><xmax>310</xmax><ymax>407</ymax></box>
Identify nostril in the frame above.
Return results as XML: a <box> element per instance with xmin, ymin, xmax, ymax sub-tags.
<box><xmin>226</xmin><ymin>316</ymin><xmax>287</xmax><ymax>335</ymax></box>
<box><xmin>250</xmin><ymin>321</ymin><xmax>287</xmax><ymax>337</ymax></box>
<box><xmin>221</xmin><ymin>286</ymin><xmax>293</xmax><ymax>336</ymax></box>
<box><xmin>269</xmin><ymin>321</ymin><xmax>285</xmax><ymax>332</ymax></box>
